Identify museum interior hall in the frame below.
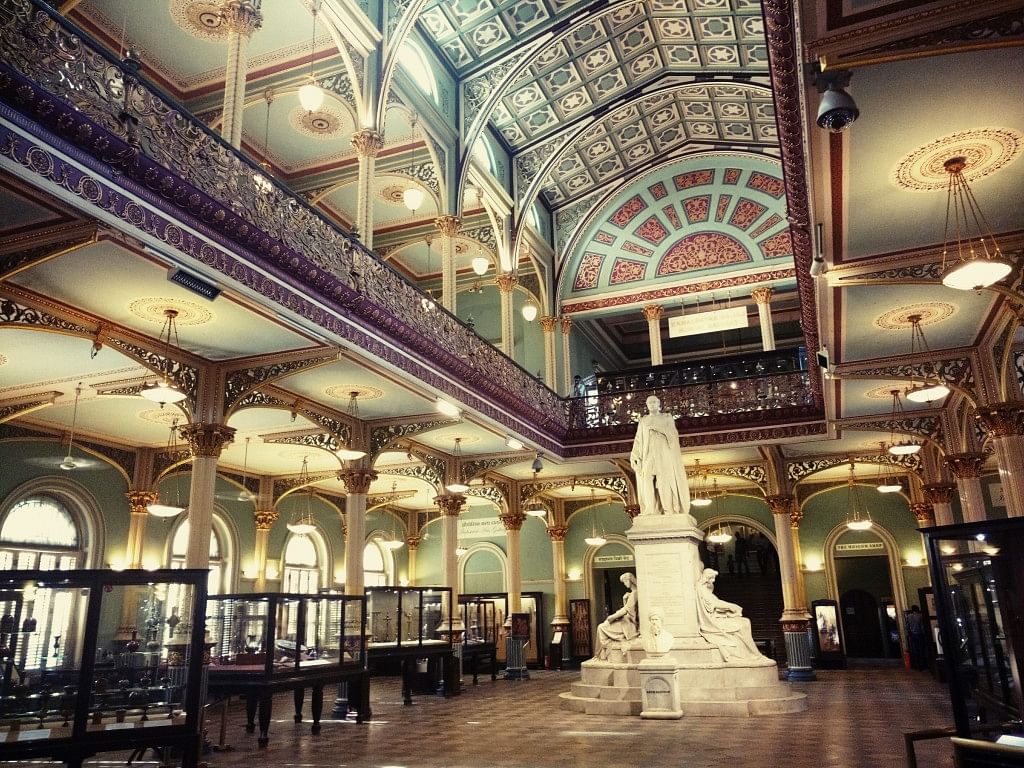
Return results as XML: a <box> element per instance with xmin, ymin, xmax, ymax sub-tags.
<box><xmin>0</xmin><ymin>0</ymin><xmax>1022</xmax><ymax>765</ymax></box>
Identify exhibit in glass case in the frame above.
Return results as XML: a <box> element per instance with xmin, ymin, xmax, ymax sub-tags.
<box><xmin>459</xmin><ymin>597</ymin><xmax>498</xmax><ymax>684</ymax></box>
<box><xmin>205</xmin><ymin>592</ymin><xmax>368</xmax><ymax>747</ymax></box>
<box><xmin>0</xmin><ymin>569</ymin><xmax>207</xmax><ymax>768</ymax></box>
<box><xmin>461</xmin><ymin>591</ymin><xmax>545</xmax><ymax>667</ymax></box>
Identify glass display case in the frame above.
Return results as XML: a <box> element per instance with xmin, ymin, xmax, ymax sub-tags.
<box><xmin>923</xmin><ymin>518</ymin><xmax>1024</xmax><ymax>737</ymax></box>
<box><xmin>461</xmin><ymin>597</ymin><xmax>498</xmax><ymax>645</ymax></box>
<box><xmin>462</xmin><ymin>591</ymin><xmax>545</xmax><ymax>667</ymax></box>
<box><xmin>205</xmin><ymin>592</ymin><xmax>368</xmax><ymax>746</ymax></box>
<box><xmin>0</xmin><ymin>569</ymin><xmax>207</xmax><ymax>768</ymax></box>
<box><xmin>364</xmin><ymin>586</ymin><xmax>452</xmax><ymax>649</ymax></box>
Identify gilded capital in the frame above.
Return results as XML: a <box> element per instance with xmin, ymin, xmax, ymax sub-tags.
<box><xmin>751</xmin><ymin>286</ymin><xmax>773</xmax><ymax>305</ymax></box>
<box><xmin>435</xmin><ymin>494</ymin><xmax>467</xmax><ymax>516</ymax></box>
<box><xmin>560</xmin><ymin>315</ymin><xmax>573</xmax><ymax>335</ymax></box>
<box><xmin>126</xmin><ymin>489</ymin><xmax>159</xmax><ymax>515</ymax></box>
<box><xmin>350</xmin><ymin>129</ymin><xmax>384</xmax><ymax>158</ymax></box>
<box><xmin>789</xmin><ymin>508</ymin><xmax>803</xmax><ymax>529</ymax></box>
<box><xmin>539</xmin><ymin>315</ymin><xmax>558</xmax><ymax>333</ymax></box>
<box><xmin>338</xmin><ymin>469</ymin><xmax>377</xmax><ymax>495</ymax></box>
<box><xmin>641</xmin><ymin>304</ymin><xmax>664</xmax><ymax>322</ymax></box>
<box><xmin>220</xmin><ymin>0</ymin><xmax>262</xmax><ymax>35</ymax></box>
<box><xmin>406</xmin><ymin>535</ymin><xmax>422</xmax><ymax>551</ymax></box>
<box><xmin>254</xmin><ymin>509</ymin><xmax>279</xmax><ymax>531</ymax></box>
<box><xmin>499</xmin><ymin>512</ymin><xmax>526</xmax><ymax>531</ymax></box>
<box><xmin>945</xmin><ymin>452</ymin><xmax>986</xmax><ymax>480</ymax></box>
<box><xmin>975</xmin><ymin>402</ymin><xmax>1024</xmax><ymax>439</ymax></box>
<box><xmin>624</xmin><ymin>504</ymin><xmax>641</xmax><ymax>519</ymax></box>
<box><xmin>910</xmin><ymin>502</ymin><xmax>935</xmax><ymax>527</ymax></box>
<box><xmin>782</xmin><ymin>618</ymin><xmax>810</xmax><ymax>633</ymax></box>
<box><xmin>923</xmin><ymin>482</ymin><xmax>956</xmax><ymax>505</ymax></box>
<box><xmin>434</xmin><ymin>215</ymin><xmax>460</xmax><ymax>237</ymax></box>
<box><xmin>766</xmin><ymin>494</ymin><xmax>794</xmax><ymax>516</ymax></box>
<box><xmin>547</xmin><ymin>524</ymin><xmax>569</xmax><ymax>541</ymax></box>
<box><xmin>495</xmin><ymin>272</ymin><xmax>518</xmax><ymax>293</ymax></box>
<box><xmin>179</xmin><ymin>423</ymin><xmax>235</xmax><ymax>458</ymax></box>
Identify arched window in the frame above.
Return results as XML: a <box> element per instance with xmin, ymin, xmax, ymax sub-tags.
<box><xmin>397</xmin><ymin>40</ymin><xmax>437</xmax><ymax>101</ymax></box>
<box><xmin>283</xmin><ymin>533</ymin><xmax>323</xmax><ymax>594</ymax></box>
<box><xmin>363</xmin><ymin>539</ymin><xmax>392</xmax><ymax>587</ymax></box>
<box><xmin>0</xmin><ymin>495</ymin><xmax>84</xmax><ymax>670</ymax></box>
<box><xmin>169</xmin><ymin>518</ymin><xmax>226</xmax><ymax>595</ymax></box>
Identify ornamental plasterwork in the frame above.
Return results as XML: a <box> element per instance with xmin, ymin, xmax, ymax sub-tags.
<box><xmin>289</xmin><ymin>106</ymin><xmax>349</xmax><ymax>140</ymax></box>
<box><xmin>891</xmin><ymin>128</ymin><xmax>1023</xmax><ymax>192</ymax></box>
<box><xmin>554</xmin><ymin>194</ymin><xmax>601</xmax><ymax>256</ymax></box>
<box><xmin>128</xmin><ymin>297</ymin><xmax>213</xmax><ymax>326</ymax></box>
<box><xmin>874</xmin><ymin>303</ymin><xmax>956</xmax><ymax>331</ymax></box>
<box><xmin>0</xmin><ymin>227</ymin><xmax>97</xmax><ymax>280</ymax></box>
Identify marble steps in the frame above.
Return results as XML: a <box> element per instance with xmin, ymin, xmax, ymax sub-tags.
<box><xmin>558</xmin><ymin>691</ymin><xmax>643</xmax><ymax>716</ymax></box>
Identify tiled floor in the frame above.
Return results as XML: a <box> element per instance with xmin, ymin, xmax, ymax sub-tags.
<box><xmin>10</xmin><ymin>667</ymin><xmax>957</xmax><ymax>768</ymax></box>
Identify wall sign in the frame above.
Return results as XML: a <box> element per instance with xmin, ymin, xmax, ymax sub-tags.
<box><xmin>594</xmin><ymin>554</ymin><xmax>635</xmax><ymax>564</ymax></box>
<box><xmin>835</xmin><ymin>542</ymin><xmax>883</xmax><ymax>553</ymax></box>
<box><xmin>668</xmin><ymin>306</ymin><xmax>748</xmax><ymax>338</ymax></box>
<box><xmin>458</xmin><ymin>517</ymin><xmax>506</xmax><ymax>539</ymax></box>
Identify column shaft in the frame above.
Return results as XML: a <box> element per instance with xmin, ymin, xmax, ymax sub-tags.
<box><xmin>219</xmin><ymin>1</ymin><xmax>262</xmax><ymax>148</ymax></box>
<box><xmin>560</xmin><ymin>316</ymin><xmax>572</xmax><ymax>395</ymax></box>
<box><xmin>751</xmin><ymin>286</ymin><xmax>776</xmax><ymax>351</ymax></box>
<box><xmin>946</xmin><ymin>453</ymin><xmax>987</xmax><ymax>523</ymax></box>
<box><xmin>124</xmin><ymin>490</ymin><xmax>157</xmax><ymax>568</ymax></box>
<box><xmin>497</xmin><ymin>273</ymin><xmax>517</xmax><ymax>357</ymax></box>
<box><xmin>254</xmin><ymin>510</ymin><xmax>277</xmax><ymax>591</ymax></box>
<box><xmin>540</xmin><ymin>316</ymin><xmax>558</xmax><ymax>388</ymax></box>
<box><xmin>436</xmin><ymin>215</ymin><xmax>460</xmax><ymax>313</ymax></box>
<box><xmin>642</xmin><ymin>305</ymin><xmax>664</xmax><ymax>366</ymax></box>
<box><xmin>179</xmin><ymin>423</ymin><xmax>235</xmax><ymax>570</ymax></box>
<box><xmin>351</xmin><ymin>130</ymin><xmax>383</xmax><ymax>249</ymax></box>
<box><xmin>406</xmin><ymin>536</ymin><xmax>421</xmax><ymax>585</ymax></box>
<box><xmin>340</xmin><ymin>470</ymin><xmax>376</xmax><ymax>596</ymax></box>
<box><xmin>768</xmin><ymin>496</ymin><xmax>814</xmax><ymax>681</ymax></box>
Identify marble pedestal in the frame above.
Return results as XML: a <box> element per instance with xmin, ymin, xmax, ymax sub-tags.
<box><xmin>559</xmin><ymin>514</ymin><xmax>806</xmax><ymax>718</ymax></box>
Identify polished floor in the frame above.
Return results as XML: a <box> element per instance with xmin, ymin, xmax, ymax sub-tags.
<box><xmin>8</xmin><ymin>667</ymin><xmax>956</xmax><ymax>768</ymax></box>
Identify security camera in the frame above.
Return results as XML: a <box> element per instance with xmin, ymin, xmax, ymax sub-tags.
<box><xmin>815</xmin><ymin>347</ymin><xmax>833</xmax><ymax>378</ymax></box>
<box><xmin>809</xmin><ymin>256</ymin><xmax>826</xmax><ymax>277</ymax></box>
<box><xmin>809</xmin><ymin>67</ymin><xmax>858</xmax><ymax>133</ymax></box>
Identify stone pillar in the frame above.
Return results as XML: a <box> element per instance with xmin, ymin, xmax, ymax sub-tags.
<box><xmin>339</xmin><ymin>469</ymin><xmax>377</xmax><ymax>595</ymax></box>
<box><xmin>254</xmin><ymin>510</ymin><xmax>278</xmax><ymax>591</ymax></box>
<box><xmin>923</xmin><ymin>483</ymin><xmax>957</xmax><ymax>527</ymax></box>
<box><xmin>500</xmin><ymin>511</ymin><xmax>528</xmax><ymax>678</ymax></box>
<box><xmin>435</xmin><ymin>494</ymin><xmax>466</xmax><ymax>628</ymax></box>
<box><xmin>789</xmin><ymin>507</ymin><xmax>809</xmax><ymax>613</ymax></box>
<box><xmin>350</xmin><ymin>129</ymin><xmax>384</xmax><ymax>248</ymax></box>
<box><xmin>124</xmin><ymin>490</ymin><xmax>158</xmax><ymax>568</ymax></box>
<box><xmin>751</xmin><ymin>286</ymin><xmax>776</xmax><ymax>352</ymax></box>
<box><xmin>219</xmin><ymin>0</ymin><xmax>262</xmax><ymax>148</ymax></box>
<box><xmin>540</xmin><ymin>315</ymin><xmax>558</xmax><ymax>389</ymax></box>
<box><xmin>642</xmin><ymin>304</ymin><xmax>664</xmax><ymax>366</ymax></box>
<box><xmin>945</xmin><ymin>452</ymin><xmax>987</xmax><ymax>523</ymax></box>
<box><xmin>560</xmin><ymin>315</ymin><xmax>573</xmax><ymax>396</ymax></box>
<box><xmin>910</xmin><ymin>502</ymin><xmax>935</xmax><ymax>581</ymax></box>
<box><xmin>178</xmin><ymin>423</ymin><xmax>236</xmax><ymax>569</ymax></box>
<box><xmin>547</xmin><ymin>524</ymin><xmax>570</xmax><ymax>666</ymax></box>
<box><xmin>436</xmin><ymin>215</ymin><xmax>460</xmax><ymax>313</ymax></box>
<box><xmin>496</xmin><ymin>273</ymin><xmax>517</xmax><ymax>357</ymax></box>
<box><xmin>405</xmin><ymin>535</ymin><xmax>421</xmax><ymax>585</ymax></box>
<box><xmin>767</xmin><ymin>495</ymin><xmax>814</xmax><ymax>681</ymax></box>
<box><xmin>975</xmin><ymin>402</ymin><xmax>1024</xmax><ymax>518</ymax></box>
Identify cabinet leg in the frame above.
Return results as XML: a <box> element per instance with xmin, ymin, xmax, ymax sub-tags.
<box><xmin>293</xmin><ymin>687</ymin><xmax>304</xmax><ymax>723</ymax></box>
<box><xmin>402</xmin><ymin>658</ymin><xmax>413</xmax><ymax>705</ymax></box>
<box><xmin>245</xmin><ymin>695</ymin><xmax>257</xmax><ymax>733</ymax></box>
<box><xmin>257</xmin><ymin>694</ymin><xmax>272</xmax><ymax>748</ymax></box>
<box><xmin>310</xmin><ymin>685</ymin><xmax>323</xmax><ymax>735</ymax></box>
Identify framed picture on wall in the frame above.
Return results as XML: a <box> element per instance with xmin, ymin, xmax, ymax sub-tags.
<box><xmin>570</xmin><ymin>598</ymin><xmax>592</xmax><ymax>660</ymax></box>
<box><xmin>811</xmin><ymin>599</ymin><xmax>846</xmax><ymax>668</ymax></box>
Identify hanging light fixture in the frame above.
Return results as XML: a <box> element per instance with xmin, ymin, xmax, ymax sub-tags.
<box><xmin>690</xmin><ymin>459</ymin><xmax>713</xmax><ymax>507</ymax></box>
<box><xmin>380</xmin><ymin>483</ymin><xmax>405</xmax><ymax>550</ymax></box>
<box><xmin>297</xmin><ymin>3</ymin><xmax>324</xmax><ymax>112</ymax></box>
<box><xmin>337</xmin><ymin>391</ymin><xmax>368</xmax><ymax>460</ymax></box>
<box><xmin>403</xmin><ymin>112</ymin><xmax>425</xmax><ymax>212</ymax></box>
<box><xmin>286</xmin><ymin>457</ymin><xmax>318</xmax><ymax>535</ymax></box>
<box><xmin>845</xmin><ymin>460</ymin><xmax>873</xmax><ymax>531</ymax></box>
<box><xmin>59</xmin><ymin>382</ymin><xmax>84</xmax><ymax>471</ymax></box>
<box><xmin>505</xmin><ymin>436</ymin><xmax>525</xmax><ymax>451</ymax></box>
<box><xmin>237</xmin><ymin>436</ymin><xmax>254</xmax><ymax>501</ymax></box>
<box><xmin>886</xmin><ymin>388</ymin><xmax>922</xmax><ymax>456</ymax></box>
<box><xmin>471</xmin><ymin>250</ymin><xmax>489</xmax><ymax>276</ymax></box>
<box><xmin>421</xmin><ymin>235</ymin><xmax>437</xmax><ymax>312</ymax></box>
<box><xmin>876</xmin><ymin>441</ymin><xmax>902</xmax><ymax>494</ymax></box>
<box><xmin>253</xmin><ymin>90</ymin><xmax>274</xmax><ymax>195</ymax></box>
<box><xmin>455</xmin><ymin>541</ymin><xmax>468</xmax><ymax>556</ymax></box>
<box><xmin>445</xmin><ymin>437</ymin><xmax>470</xmax><ymax>493</ymax></box>
<box><xmin>140</xmin><ymin>308</ymin><xmax>188</xmax><ymax>406</ymax></box>
<box><xmin>939</xmin><ymin>156</ymin><xmax>1011</xmax><ymax>291</ymax></box>
<box><xmin>148</xmin><ymin>419</ymin><xmax>187</xmax><ymax>518</ymax></box>
<box><xmin>903</xmin><ymin>314</ymin><xmax>951</xmax><ymax>404</ymax></box>
<box><xmin>521</xmin><ymin>299</ymin><xmax>538</xmax><ymax>322</ymax></box>
<box><xmin>706</xmin><ymin>521</ymin><xmax>733</xmax><ymax>545</ymax></box>
<box><xmin>583</xmin><ymin>489</ymin><xmax>607</xmax><ymax>547</ymax></box>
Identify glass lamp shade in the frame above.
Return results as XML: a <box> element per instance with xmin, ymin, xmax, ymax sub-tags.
<box><xmin>147</xmin><ymin>502</ymin><xmax>186</xmax><ymax>518</ymax></box>
<box><xmin>446</xmin><ymin>482</ymin><xmax>470</xmax><ymax>493</ymax></box>
<box><xmin>471</xmin><ymin>256</ymin><xmax>489</xmax><ymax>276</ymax></box>
<box><xmin>521</xmin><ymin>302</ymin><xmax>538</xmax><ymax>322</ymax></box>
<box><xmin>941</xmin><ymin>257</ymin><xmax>1012</xmax><ymax>291</ymax></box>
<box><xmin>286</xmin><ymin>520</ymin><xmax>316</xmax><ymax>535</ymax></box>
<box><xmin>846</xmin><ymin>518</ymin><xmax>873</xmax><ymax>531</ymax></box>
<box><xmin>691</xmin><ymin>497</ymin><xmax>713</xmax><ymax>507</ymax></box>
<box><xmin>583</xmin><ymin>535</ymin><xmax>607</xmax><ymax>547</ymax></box>
<box><xmin>888</xmin><ymin>441</ymin><xmax>922</xmax><ymax>456</ymax></box>
<box><xmin>877</xmin><ymin>481</ymin><xmax>902</xmax><ymax>493</ymax></box>
<box><xmin>381</xmin><ymin>537</ymin><xmax>404</xmax><ymax>550</ymax></box>
<box><xmin>140</xmin><ymin>379</ymin><xmax>188</xmax><ymax>405</ymax></box>
<box><xmin>706</xmin><ymin>530</ymin><xmax>732</xmax><ymax>544</ymax></box>
<box><xmin>298</xmin><ymin>81</ymin><xmax>324</xmax><ymax>112</ymax></box>
<box><xmin>905</xmin><ymin>382</ymin><xmax>951</xmax><ymax>403</ymax></box>
<box><xmin>336</xmin><ymin>448</ymin><xmax>368</xmax><ymax>461</ymax></box>
<box><xmin>525</xmin><ymin>505</ymin><xmax>547</xmax><ymax>518</ymax></box>
<box><xmin>402</xmin><ymin>187</ymin><xmax>425</xmax><ymax>212</ymax></box>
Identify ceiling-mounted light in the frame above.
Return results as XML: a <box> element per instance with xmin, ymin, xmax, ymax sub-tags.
<box><xmin>435</xmin><ymin>398</ymin><xmax>461</xmax><ymax>418</ymax></box>
<box><xmin>60</xmin><ymin>382</ymin><xmax>84</xmax><ymax>471</ymax></box>
<box><xmin>445</xmin><ymin>437</ymin><xmax>470</xmax><ymax>493</ymax></box>
<box><xmin>531</xmin><ymin>451</ymin><xmax>543</xmax><ymax>473</ymax></box>
<box><xmin>876</xmin><ymin>441</ymin><xmax>902</xmax><ymax>494</ymax></box>
<box><xmin>706</xmin><ymin>523</ymin><xmax>732</xmax><ymax>545</ymax></box>
<box><xmin>237</xmin><ymin>436</ymin><xmax>254</xmax><ymax>501</ymax></box>
<box><xmin>472</xmin><ymin>256</ymin><xmax>489</xmax><ymax>276</ymax></box>
<box><xmin>939</xmin><ymin>156</ymin><xmax>1011</xmax><ymax>291</ymax></box>
<box><xmin>583</xmin><ymin>489</ymin><xmax>606</xmax><ymax>547</ymax></box>
<box><xmin>506</xmin><ymin>436</ymin><xmax>525</xmax><ymax>451</ymax></box>
<box><xmin>886</xmin><ymin>389</ymin><xmax>922</xmax><ymax>456</ymax></box>
<box><xmin>690</xmin><ymin>458</ymin><xmax>713</xmax><ymax>507</ymax></box>
<box><xmin>337</xmin><ymin>391</ymin><xmax>368</xmax><ymax>460</ymax></box>
<box><xmin>380</xmin><ymin>483</ymin><xmax>405</xmax><ymax>549</ymax></box>
<box><xmin>521</xmin><ymin>301</ymin><xmax>538</xmax><ymax>322</ymax></box>
<box><xmin>253</xmin><ymin>90</ymin><xmax>275</xmax><ymax>195</ymax></box>
<box><xmin>286</xmin><ymin>457</ymin><xmax>318</xmax><ymax>535</ymax></box>
<box><xmin>140</xmin><ymin>308</ymin><xmax>188</xmax><ymax>406</ymax></box>
<box><xmin>845</xmin><ymin>461</ymin><xmax>873</xmax><ymax>531</ymax></box>
<box><xmin>524</xmin><ymin>500</ymin><xmax>548</xmax><ymax>518</ymax></box>
<box><xmin>902</xmin><ymin>314</ymin><xmax>950</xmax><ymax>405</ymax></box>
<box><xmin>148</xmin><ymin>419</ymin><xmax>187</xmax><ymax>518</ymax></box>
<box><xmin>298</xmin><ymin>5</ymin><xmax>323</xmax><ymax>112</ymax></box>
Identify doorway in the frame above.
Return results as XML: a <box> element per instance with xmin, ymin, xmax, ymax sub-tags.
<box><xmin>835</xmin><ymin>553</ymin><xmax>898</xmax><ymax>659</ymax></box>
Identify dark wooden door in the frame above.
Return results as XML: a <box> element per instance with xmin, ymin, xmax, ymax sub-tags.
<box><xmin>840</xmin><ymin>589</ymin><xmax>884</xmax><ymax>658</ymax></box>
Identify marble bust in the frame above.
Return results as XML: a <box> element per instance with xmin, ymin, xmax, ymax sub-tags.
<box><xmin>642</xmin><ymin>606</ymin><xmax>674</xmax><ymax>655</ymax></box>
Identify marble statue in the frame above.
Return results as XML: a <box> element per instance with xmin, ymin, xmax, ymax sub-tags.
<box><xmin>596</xmin><ymin>572</ymin><xmax>639</xmax><ymax>659</ymax></box>
<box><xmin>642</xmin><ymin>606</ymin><xmax>674</xmax><ymax>655</ymax></box>
<box><xmin>695</xmin><ymin>568</ymin><xmax>763</xmax><ymax>661</ymax></box>
<box><xmin>630</xmin><ymin>395</ymin><xmax>691</xmax><ymax>518</ymax></box>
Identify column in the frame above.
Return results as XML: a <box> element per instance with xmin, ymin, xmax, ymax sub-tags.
<box><xmin>751</xmin><ymin>286</ymin><xmax>776</xmax><ymax>351</ymax></box>
<box><xmin>910</xmin><ymin>502</ymin><xmax>935</xmax><ymax>580</ymax></box>
<box><xmin>642</xmin><ymin>304</ymin><xmax>664</xmax><ymax>366</ymax></box>
<box><xmin>560</xmin><ymin>315</ymin><xmax>573</xmax><ymax>396</ymax></box>
<box><xmin>496</xmin><ymin>272</ymin><xmax>517</xmax><ymax>357</ymax></box>
<box><xmin>923</xmin><ymin>483</ymin><xmax>957</xmax><ymax>527</ymax></box>
<box><xmin>405</xmin><ymin>535</ymin><xmax>421</xmax><ymax>585</ymax></box>
<box><xmin>124</xmin><ymin>490</ymin><xmax>158</xmax><ymax>569</ymax></box>
<box><xmin>348</xmin><ymin>129</ymin><xmax>383</xmax><ymax>248</ymax></box>
<box><xmin>789</xmin><ymin>507</ymin><xmax>808</xmax><ymax>615</ymax></box>
<box><xmin>975</xmin><ymin>402</ymin><xmax>1024</xmax><ymax>518</ymax></box>
<box><xmin>436</xmin><ymin>215</ymin><xmax>460</xmax><ymax>313</ymax></box>
<box><xmin>500</xmin><ymin>511</ymin><xmax>528</xmax><ymax>679</ymax></box>
<box><xmin>436</xmin><ymin>493</ymin><xmax>466</xmax><ymax>694</ymax></box>
<box><xmin>945</xmin><ymin>453</ymin><xmax>987</xmax><ymax>523</ymax></box>
<box><xmin>547</xmin><ymin>524</ymin><xmax>570</xmax><ymax>667</ymax></box>
<box><xmin>179</xmin><ymin>423</ymin><xmax>236</xmax><ymax>569</ymax></box>
<box><xmin>253</xmin><ymin>510</ymin><xmax>278</xmax><ymax>591</ymax></box>
<box><xmin>539</xmin><ymin>315</ymin><xmax>558</xmax><ymax>389</ymax></box>
<box><xmin>219</xmin><ymin>0</ymin><xmax>262</xmax><ymax>148</ymax></box>
<box><xmin>339</xmin><ymin>469</ymin><xmax>377</xmax><ymax>595</ymax></box>
<box><xmin>767</xmin><ymin>495</ymin><xmax>814</xmax><ymax>681</ymax></box>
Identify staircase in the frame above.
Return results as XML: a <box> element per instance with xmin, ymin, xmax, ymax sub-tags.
<box><xmin>714</xmin><ymin>571</ymin><xmax>785</xmax><ymax>661</ymax></box>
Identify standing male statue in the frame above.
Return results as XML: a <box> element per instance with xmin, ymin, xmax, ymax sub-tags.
<box><xmin>630</xmin><ymin>395</ymin><xmax>692</xmax><ymax>519</ymax></box>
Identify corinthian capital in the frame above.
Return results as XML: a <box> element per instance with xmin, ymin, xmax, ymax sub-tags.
<box><xmin>434</xmin><ymin>215</ymin><xmax>460</xmax><ymax>237</ymax></box>
<box><xmin>350</xmin><ymin>129</ymin><xmax>384</xmax><ymax>157</ymax></box>
<box><xmin>179</xmin><ymin>423</ymin><xmax>235</xmax><ymax>457</ymax></box>
<box><xmin>338</xmin><ymin>469</ymin><xmax>378</xmax><ymax>495</ymax></box>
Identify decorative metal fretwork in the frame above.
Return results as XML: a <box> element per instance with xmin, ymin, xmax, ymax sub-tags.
<box><xmin>464</xmin><ymin>485</ymin><xmax>505</xmax><ymax>508</ymax></box>
<box><xmin>460</xmin><ymin>455</ymin><xmax>523</xmax><ymax>482</ymax></box>
<box><xmin>273</xmin><ymin>472</ymin><xmax>336</xmax><ymax>499</ymax></box>
<box><xmin>378</xmin><ymin>462</ymin><xmax>443</xmax><ymax>489</ymax></box>
<box><xmin>788</xmin><ymin>451</ymin><xmax>921</xmax><ymax>484</ymax></box>
<box><xmin>713</xmin><ymin>464</ymin><xmax>767</xmax><ymax>490</ymax></box>
<box><xmin>520</xmin><ymin>475</ymin><xmax>627</xmax><ymax>505</ymax></box>
<box><xmin>264</xmin><ymin>432</ymin><xmax>340</xmax><ymax>454</ymax></box>
<box><xmin>842</xmin><ymin>414</ymin><xmax>941</xmax><ymax>442</ymax></box>
<box><xmin>223</xmin><ymin>351</ymin><xmax>338</xmax><ymax>415</ymax></box>
<box><xmin>0</xmin><ymin>392</ymin><xmax>59</xmax><ymax>425</ymax></box>
<box><xmin>833</xmin><ymin>263</ymin><xmax>941</xmax><ymax>283</ymax></box>
<box><xmin>851</xmin><ymin>358</ymin><xmax>974</xmax><ymax>392</ymax></box>
<box><xmin>369</xmin><ymin>420</ymin><xmax>452</xmax><ymax>456</ymax></box>
<box><xmin>461</xmin><ymin>225</ymin><xmax>496</xmax><ymax>253</ymax></box>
